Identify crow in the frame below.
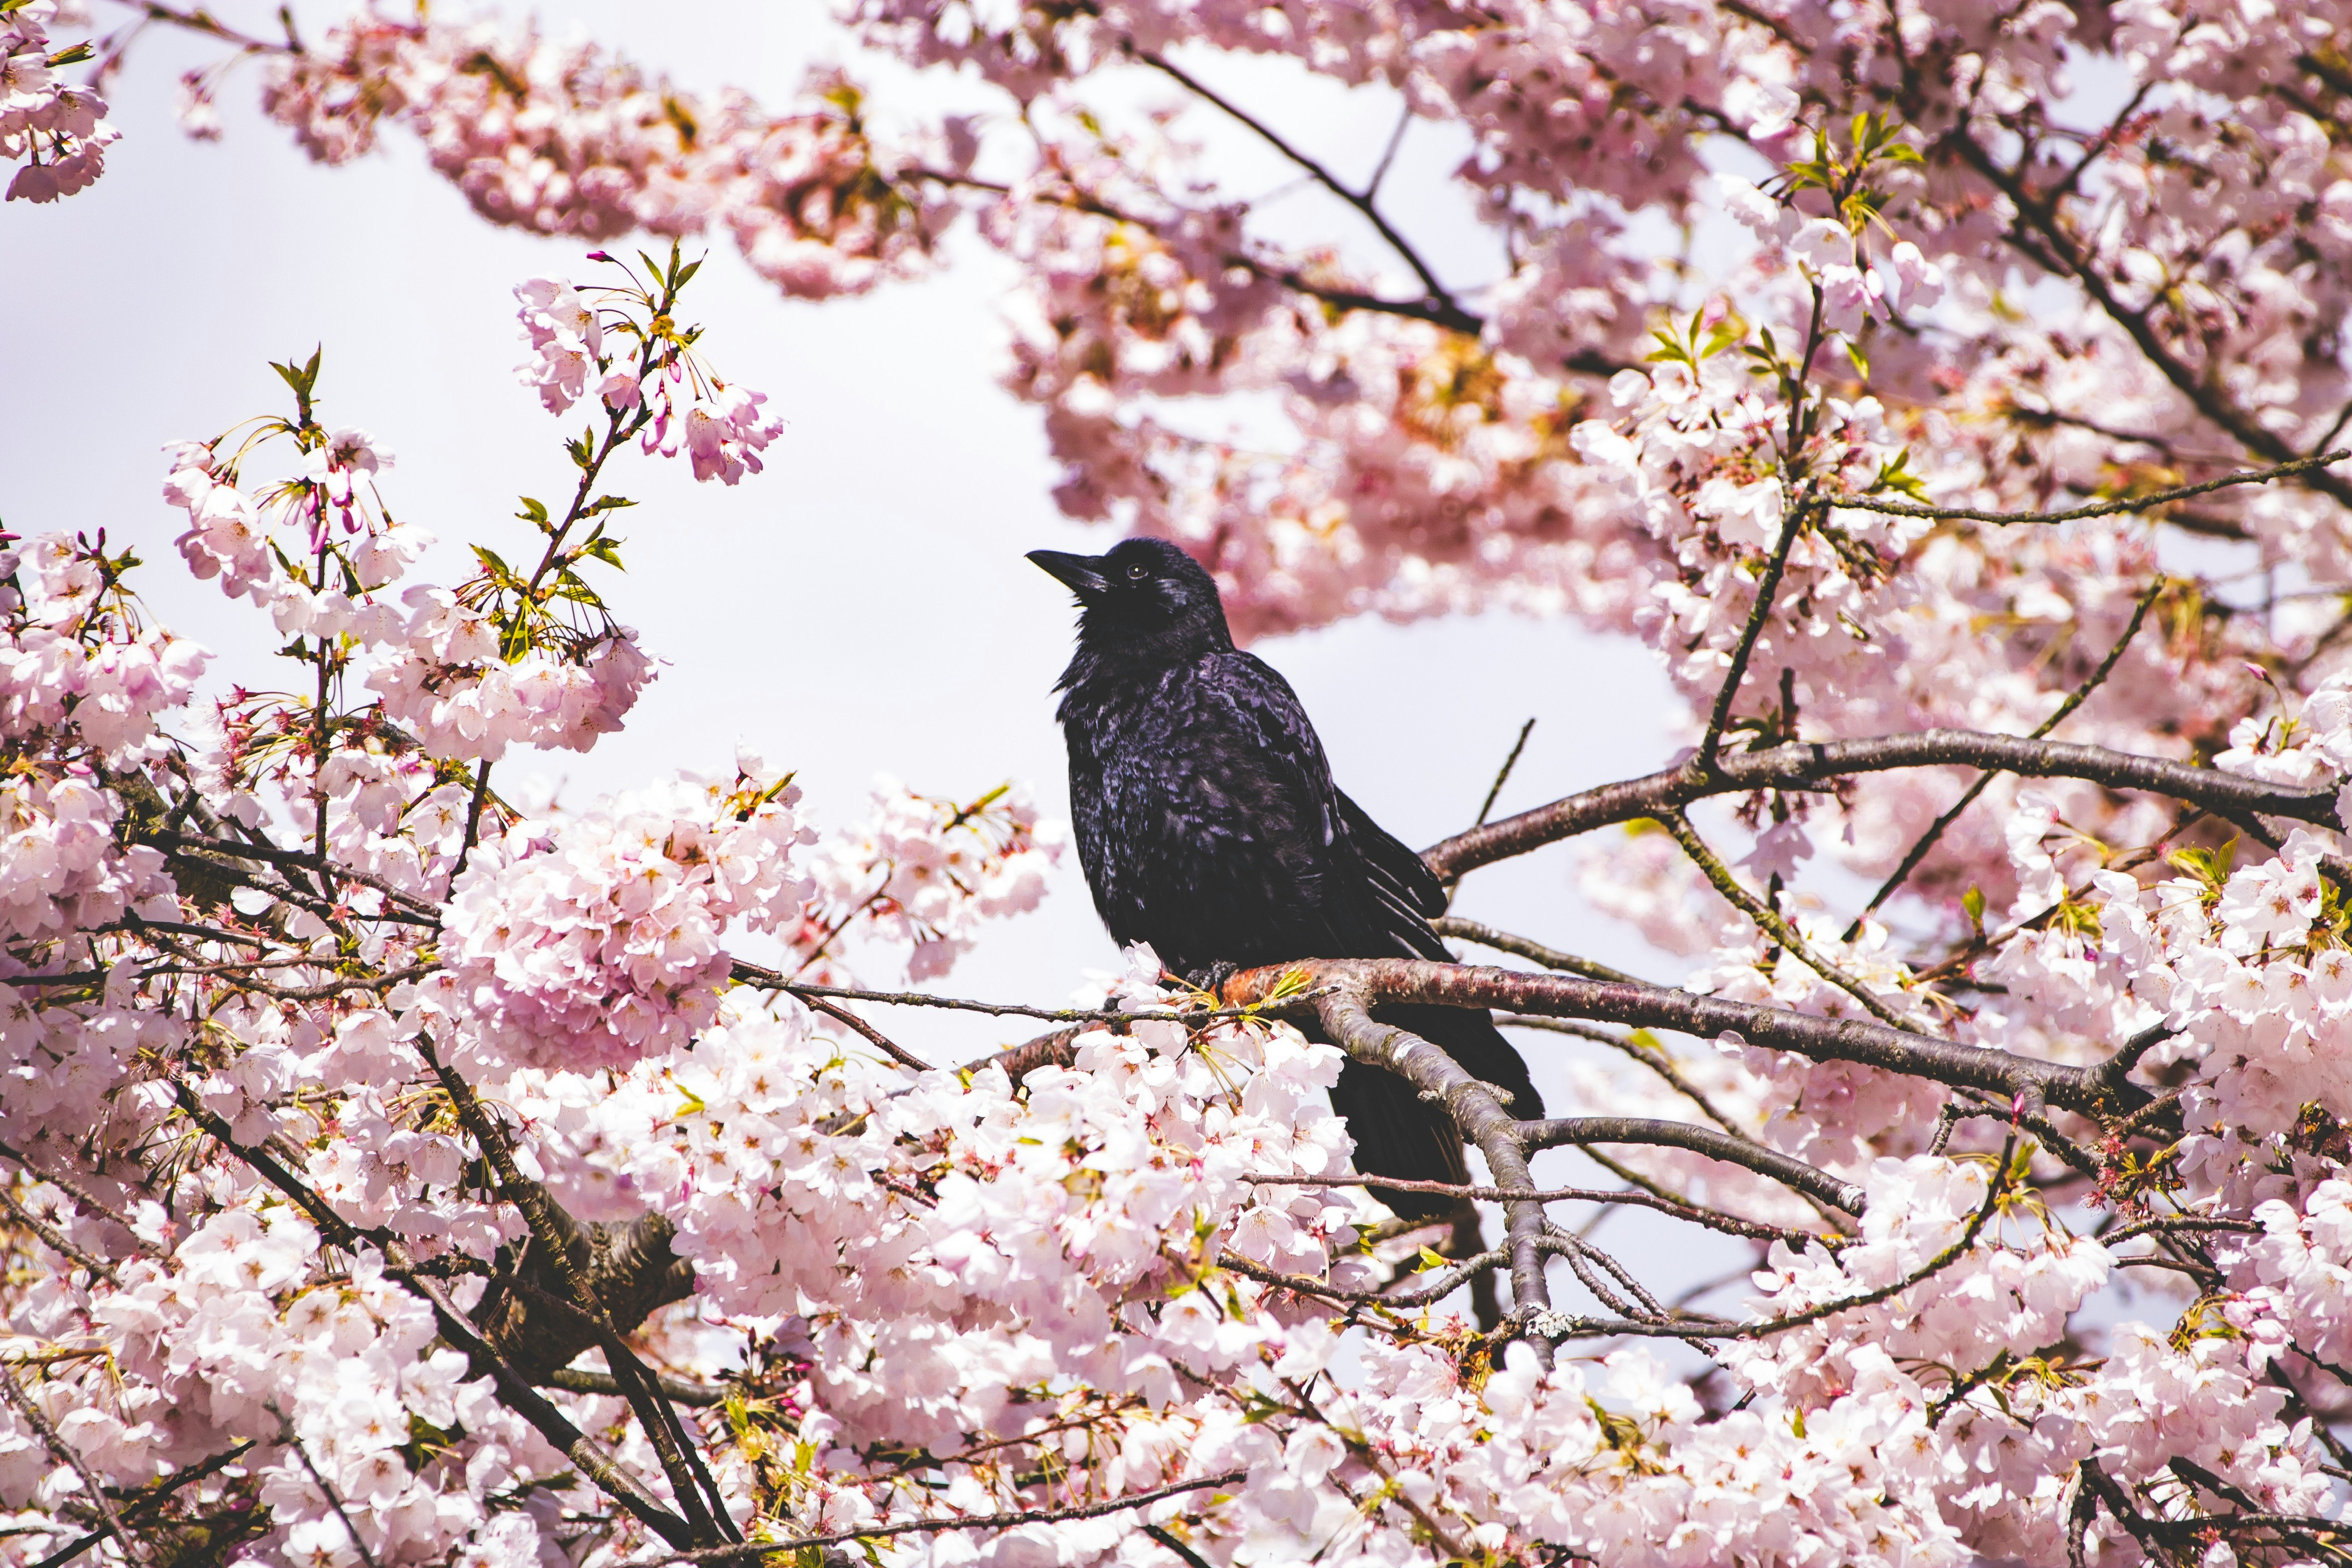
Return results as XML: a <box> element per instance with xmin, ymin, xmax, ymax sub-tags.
<box><xmin>1028</xmin><ymin>536</ymin><xmax>1542</xmax><ymax>1220</ymax></box>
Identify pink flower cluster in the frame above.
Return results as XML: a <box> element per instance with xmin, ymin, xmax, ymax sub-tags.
<box><xmin>1</xmin><ymin>1</ymin><xmax>111</xmax><ymax>203</ymax></box>
<box><xmin>2</xmin><ymin>535</ymin><xmax>211</xmax><ymax>761</ymax></box>
<box><xmin>258</xmin><ymin>20</ymin><xmax>948</xmax><ymax>298</ymax></box>
<box><xmin>794</xmin><ymin>777</ymin><xmax>1062</xmax><ymax>982</ymax></box>
<box><xmin>436</xmin><ymin>758</ymin><xmax>813</xmax><ymax>1070</ymax></box>
<box><xmin>513</xmin><ymin>273</ymin><xmax>783</xmax><ymax>483</ymax></box>
<box><xmin>365</xmin><ymin>587</ymin><xmax>653</xmax><ymax>764</ymax></box>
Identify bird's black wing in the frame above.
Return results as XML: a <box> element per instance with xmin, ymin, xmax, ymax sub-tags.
<box><xmin>1333</xmin><ymin>788</ymin><xmax>1449</xmax><ymax>952</ymax></box>
<box><xmin>1067</xmin><ymin>649</ymin><xmax>1359</xmax><ymax>976</ymax></box>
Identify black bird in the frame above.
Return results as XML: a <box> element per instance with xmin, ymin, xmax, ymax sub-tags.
<box><xmin>1028</xmin><ymin>537</ymin><xmax>1542</xmax><ymax>1219</ymax></box>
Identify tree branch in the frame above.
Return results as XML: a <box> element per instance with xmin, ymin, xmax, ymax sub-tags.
<box><xmin>1127</xmin><ymin>47</ymin><xmax>1466</xmax><ymax>320</ymax></box>
<box><xmin>1222</xmin><ymin>959</ymin><xmax>2144</xmax><ymax>1119</ymax></box>
<box><xmin>169</xmin><ymin>1085</ymin><xmax>698</xmax><ymax>1548</ymax></box>
<box><xmin>1829</xmin><ymin>449</ymin><xmax>2351</xmax><ymax>524</ymax></box>
<box><xmin>1511</xmin><ymin>1116</ymin><xmax>1866</xmax><ymax>1213</ymax></box>
<box><xmin>1431</xmin><ymin>915</ymin><xmax>1647</xmax><ymax>985</ymax></box>
<box><xmin>1657</xmin><ymin>806</ymin><xmax>1923</xmax><ymax>1034</ymax></box>
<box><xmin>1311</xmin><ymin>991</ymin><xmax>1556</xmax><ymax>1363</ymax></box>
<box><xmin>1425</xmin><ymin>729</ymin><xmax>2338</xmax><ymax>880</ymax></box>
<box><xmin>647</xmin><ymin>1468</ymin><xmax>1251</xmax><ymax>1564</ymax></box>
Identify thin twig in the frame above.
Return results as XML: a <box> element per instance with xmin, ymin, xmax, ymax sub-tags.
<box><xmin>1695</xmin><ymin>493</ymin><xmax>1815</xmax><ymax>771</ymax></box>
<box><xmin>1432</xmin><ymin>916</ymin><xmax>1647</xmax><ymax>985</ymax></box>
<box><xmin>1846</xmin><ymin>575</ymin><xmax>2168</xmax><ymax>936</ymax></box>
<box><xmin>1472</xmin><ymin>719</ymin><xmax>1537</xmax><ymax>829</ymax></box>
<box><xmin>0</xmin><ymin>1360</ymin><xmax>146</xmax><ymax>1566</ymax></box>
<box><xmin>1129</xmin><ymin>47</ymin><xmax>1465</xmax><ymax>316</ymax></box>
<box><xmin>274</xmin><ymin>1408</ymin><xmax>383</xmax><ymax>1568</ymax></box>
<box><xmin>800</xmin><ymin>994</ymin><xmax>935</xmax><ymax>1072</ymax></box>
<box><xmin>0</xmin><ymin>1183</ymin><xmax>118</xmax><ymax>1283</ymax></box>
<box><xmin>1238</xmin><ymin>1171</ymin><xmax>1823</xmax><ymax>1240</ymax></box>
<box><xmin>1828</xmin><ymin>449</ymin><xmax>2351</xmax><ymax>524</ymax></box>
<box><xmin>1658</xmin><ymin>807</ymin><xmax>1925</xmax><ymax>1034</ymax></box>
<box><xmin>1218</xmin><ymin>1247</ymin><xmax>1509</xmax><ymax>1309</ymax></box>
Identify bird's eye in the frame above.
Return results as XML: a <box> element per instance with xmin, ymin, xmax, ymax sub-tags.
<box><xmin>1126</xmin><ymin>562</ymin><xmax>1149</xmax><ymax>580</ymax></box>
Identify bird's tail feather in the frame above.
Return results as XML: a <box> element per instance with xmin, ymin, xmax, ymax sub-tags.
<box><xmin>1322</xmin><ymin>1005</ymin><xmax>1542</xmax><ymax>1224</ymax></box>
<box><xmin>1328</xmin><ymin>1060</ymin><xmax>1469</xmax><ymax>1222</ymax></box>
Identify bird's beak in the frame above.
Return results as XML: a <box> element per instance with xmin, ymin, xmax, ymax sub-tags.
<box><xmin>1026</xmin><ymin>549</ymin><xmax>1110</xmax><ymax>600</ymax></box>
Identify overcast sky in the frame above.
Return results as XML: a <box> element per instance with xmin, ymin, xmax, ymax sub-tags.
<box><xmin>6</xmin><ymin>2</ymin><xmax>1690</xmax><ymax>1079</ymax></box>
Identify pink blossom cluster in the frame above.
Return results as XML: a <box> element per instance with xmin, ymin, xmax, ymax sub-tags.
<box><xmin>436</xmin><ymin>758</ymin><xmax>814</xmax><ymax>1070</ymax></box>
<box><xmin>513</xmin><ymin>273</ymin><xmax>783</xmax><ymax>483</ymax></box>
<box><xmin>257</xmin><ymin>19</ymin><xmax>948</xmax><ymax>297</ymax></box>
<box><xmin>163</xmin><ymin>428</ymin><xmax>419</xmax><ymax>609</ymax></box>
<box><xmin>1</xmin><ymin>534</ymin><xmax>211</xmax><ymax>761</ymax></box>
<box><xmin>364</xmin><ymin>587</ymin><xmax>653</xmax><ymax>764</ymax></box>
<box><xmin>1</xmin><ymin>1</ymin><xmax>111</xmax><ymax>203</ymax></box>
<box><xmin>793</xmin><ymin>777</ymin><xmax>1063</xmax><ymax>982</ymax></box>
<box><xmin>0</xmin><ymin>771</ymin><xmax>171</xmax><ymax>945</ymax></box>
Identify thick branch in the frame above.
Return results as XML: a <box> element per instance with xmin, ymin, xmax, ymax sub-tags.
<box><xmin>170</xmin><ymin>1086</ymin><xmax>697</xmax><ymax>1548</ymax></box>
<box><xmin>1225</xmin><ymin>960</ymin><xmax>2142</xmax><ymax>1119</ymax></box>
<box><xmin>1311</xmin><ymin>991</ymin><xmax>1555</xmax><ymax>1361</ymax></box>
<box><xmin>472</xmin><ymin>1208</ymin><xmax>697</xmax><ymax>1380</ymax></box>
<box><xmin>1424</xmin><ymin>729</ymin><xmax>2338</xmax><ymax>879</ymax></box>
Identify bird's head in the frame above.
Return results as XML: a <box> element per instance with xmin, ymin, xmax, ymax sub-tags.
<box><xmin>1026</xmin><ymin>537</ymin><xmax>1234</xmax><ymax>663</ymax></box>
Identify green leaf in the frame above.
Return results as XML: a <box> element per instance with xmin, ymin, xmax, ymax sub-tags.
<box><xmin>2166</xmin><ymin>839</ymin><xmax>2240</xmax><ymax>888</ymax></box>
<box><xmin>1870</xmin><ymin>447</ymin><xmax>1932</xmax><ymax>501</ymax></box>
<box><xmin>498</xmin><ymin>613</ymin><xmax>531</xmax><ymax>663</ymax></box>
<box><xmin>45</xmin><ymin>41</ymin><xmax>94</xmax><ymax>65</ymax></box>
<box><xmin>547</xmin><ymin>568</ymin><xmax>606</xmax><ymax>607</ymax></box>
<box><xmin>1962</xmin><ymin>885</ymin><xmax>1986</xmax><ymax>936</ymax></box>
<box><xmin>1414</xmin><ymin>1246</ymin><xmax>1450</xmax><ymax>1274</ymax></box>
<box><xmin>471</xmin><ymin>544</ymin><xmax>516</xmax><ymax>583</ymax></box>
<box><xmin>516</xmin><ymin>497</ymin><xmax>549</xmax><ymax>525</ymax></box>
<box><xmin>1843</xmin><ymin>337</ymin><xmax>1870</xmax><ymax>379</ymax></box>
<box><xmin>582</xmin><ymin>494</ymin><xmax>636</xmax><ymax>516</ymax></box>
<box><xmin>579</xmin><ymin>535</ymin><xmax>626</xmax><ymax>571</ymax></box>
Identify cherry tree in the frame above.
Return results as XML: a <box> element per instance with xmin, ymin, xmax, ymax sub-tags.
<box><xmin>4</xmin><ymin>1</ymin><xmax>2352</xmax><ymax>1565</ymax></box>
